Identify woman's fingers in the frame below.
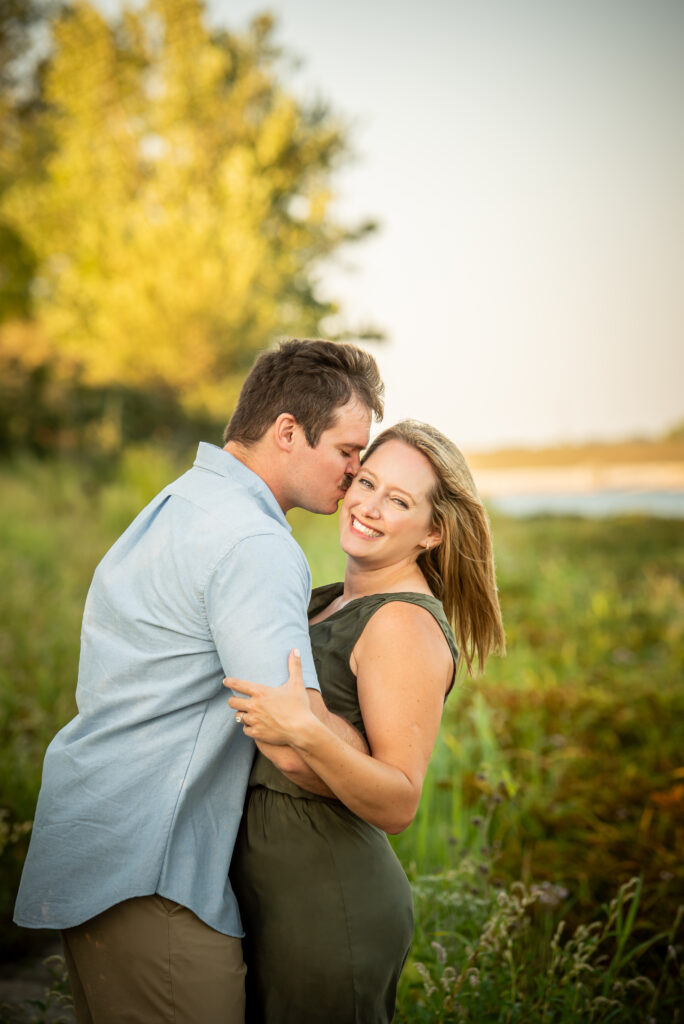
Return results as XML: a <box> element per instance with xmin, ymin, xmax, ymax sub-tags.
<box><xmin>287</xmin><ymin>647</ymin><xmax>305</xmax><ymax>685</ymax></box>
<box><xmin>227</xmin><ymin>694</ymin><xmax>247</xmax><ymax>711</ymax></box>
<box><xmin>223</xmin><ymin>676</ymin><xmax>260</xmax><ymax>695</ymax></box>
<box><xmin>224</xmin><ymin>651</ymin><xmax>314</xmax><ymax>743</ymax></box>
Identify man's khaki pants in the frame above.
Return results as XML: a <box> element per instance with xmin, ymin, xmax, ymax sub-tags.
<box><xmin>61</xmin><ymin>895</ymin><xmax>246</xmax><ymax>1024</ymax></box>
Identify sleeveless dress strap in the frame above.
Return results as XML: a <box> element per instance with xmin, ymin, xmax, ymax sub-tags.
<box><xmin>249</xmin><ymin>585</ymin><xmax>458</xmax><ymax>799</ymax></box>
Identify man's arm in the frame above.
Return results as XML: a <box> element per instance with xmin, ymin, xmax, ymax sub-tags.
<box><xmin>208</xmin><ymin>534</ymin><xmax>363</xmax><ymax>795</ymax></box>
<box><xmin>207</xmin><ymin>531</ymin><xmax>320</xmax><ymax>694</ymax></box>
<box><xmin>256</xmin><ymin>690</ymin><xmax>368</xmax><ymax>795</ymax></box>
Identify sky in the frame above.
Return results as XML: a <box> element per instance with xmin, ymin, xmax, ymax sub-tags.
<box><xmin>108</xmin><ymin>0</ymin><xmax>684</xmax><ymax>451</ymax></box>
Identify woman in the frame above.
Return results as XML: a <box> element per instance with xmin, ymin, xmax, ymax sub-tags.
<box><xmin>227</xmin><ymin>420</ymin><xmax>505</xmax><ymax>1023</ymax></box>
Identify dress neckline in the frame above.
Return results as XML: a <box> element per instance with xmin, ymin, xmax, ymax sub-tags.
<box><xmin>309</xmin><ymin>582</ymin><xmax>444</xmax><ymax>627</ymax></box>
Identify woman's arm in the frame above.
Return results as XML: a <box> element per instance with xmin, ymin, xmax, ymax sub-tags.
<box><xmin>226</xmin><ymin>602</ymin><xmax>452</xmax><ymax>833</ymax></box>
<box><xmin>255</xmin><ymin>690</ymin><xmax>369</xmax><ymax>796</ymax></box>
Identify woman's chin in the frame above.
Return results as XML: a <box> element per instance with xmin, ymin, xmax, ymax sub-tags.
<box><xmin>340</xmin><ymin>536</ymin><xmax>389</xmax><ymax>564</ymax></box>
<box><xmin>340</xmin><ymin>537</ymin><xmax>372</xmax><ymax>559</ymax></box>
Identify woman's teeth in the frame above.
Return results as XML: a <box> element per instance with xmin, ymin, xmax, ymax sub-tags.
<box><xmin>352</xmin><ymin>516</ymin><xmax>382</xmax><ymax>538</ymax></box>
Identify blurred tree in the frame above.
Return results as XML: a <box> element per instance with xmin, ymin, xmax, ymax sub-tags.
<box><xmin>0</xmin><ymin>0</ymin><xmax>378</xmax><ymax>449</ymax></box>
<box><xmin>0</xmin><ymin>0</ymin><xmax>54</xmax><ymax>320</ymax></box>
<box><xmin>0</xmin><ymin>0</ymin><xmax>48</xmax><ymax>83</ymax></box>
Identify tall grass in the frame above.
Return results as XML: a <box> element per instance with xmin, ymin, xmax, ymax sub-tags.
<box><xmin>0</xmin><ymin>450</ymin><xmax>682</xmax><ymax>1017</ymax></box>
<box><xmin>399</xmin><ymin>862</ymin><xmax>683</xmax><ymax>1022</ymax></box>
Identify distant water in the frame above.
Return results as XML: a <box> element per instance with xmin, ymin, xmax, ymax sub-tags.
<box><xmin>488</xmin><ymin>490</ymin><xmax>684</xmax><ymax>519</ymax></box>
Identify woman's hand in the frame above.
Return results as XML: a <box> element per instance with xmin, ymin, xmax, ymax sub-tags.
<box><xmin>225</xmin><ymin>649</ymin><xmax>315</xmax><ymax>745</ymax></box>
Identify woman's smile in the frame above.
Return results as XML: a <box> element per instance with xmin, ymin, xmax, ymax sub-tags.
<box><xmin>350</xmin><ymin>515</ymin><xmax>383</xmax><ymax>539</ymax></box>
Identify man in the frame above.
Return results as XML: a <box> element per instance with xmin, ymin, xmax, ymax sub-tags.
<box><xmin>14</xmin><ymin>338</ymin><xmax>384</xmax><ymax>1023</ymax></box>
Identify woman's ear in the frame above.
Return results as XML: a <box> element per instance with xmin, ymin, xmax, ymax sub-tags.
<box><xmin>424</xmin><ymin>528</ymin><xmax>442</xmax><ymax>552</ymax></box>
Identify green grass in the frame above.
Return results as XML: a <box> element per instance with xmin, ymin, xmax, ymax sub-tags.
<box><xmin>0</xmin><ymin>451</ymin><xmax>682</xmax><ymax>1017</ymax></box>
<box><xmin>398</xmin><ymin>865</ymin><xmax>683</xmax><ymax>1022</ymax></box>
<box><xmin>290</xmin><ymin>505</ymin><xmax>683</xmax><ymax>922</ymax></box>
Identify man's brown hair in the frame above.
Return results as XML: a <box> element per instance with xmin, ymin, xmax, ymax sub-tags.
<box><xmin>223</xmin><ymin>338</ymin><xmax>384</xmax><ymax>447</ymax></box>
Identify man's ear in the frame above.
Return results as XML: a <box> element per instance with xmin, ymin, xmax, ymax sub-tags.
<box><xmin>273</xmin><ymin>413</ymin><xmax>298</xmax><ymax>452</ymax></box>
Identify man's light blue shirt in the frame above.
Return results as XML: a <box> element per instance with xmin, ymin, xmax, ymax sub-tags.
<box><xmin>14</xmin><ymin>443</ymin><xmax>319</xmax><ymax>936</ymax></box>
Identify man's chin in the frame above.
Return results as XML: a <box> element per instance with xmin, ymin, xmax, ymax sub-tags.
<box><xmin>322</xmin><ymin>495</ymin><xmax>344</xmax><ymax>515</ymax></box>
<box><xmin>302</xmin><ymin>490</ymin><xmax>346</xmax><ymax>515</ymax></box>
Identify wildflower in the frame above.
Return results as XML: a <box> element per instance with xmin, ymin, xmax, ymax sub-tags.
<box><xmin>590</xmin><ymin>996</ymin><xmax>622</xmax><ymax>1011</ymax></box>
<box><xmin>441</xmin><ymin>966</ymin><xmax>457</xmax><ymax>991</ymax></box>
<box><xmin>625</xmin><ymin>976</ymin><xmax>655</xmax><ymax>993</ymax></box>
<box><xmin>530</xmin><ymin>881</ymin><xmax>568</xmax><ymax>906</ymax></box>
<box><xmin>414</xmin><ymin>962</ymin><xmax>436</xmax><ymax>998</ymax></box>
<box><xmin>430</xmin><ymin>941</ymin><xmax>447</xmax><ymax>965</ymax></box>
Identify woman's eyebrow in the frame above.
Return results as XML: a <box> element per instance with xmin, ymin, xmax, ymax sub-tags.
<box><xmin>361</xmin><ymin>469</ymin><xmax>416</xmax><ymax>501</ymax></box>
<box><xmin>391</xmin><ymin>485</ymin><xmax>415</xmax><ymax>501</ymax></box>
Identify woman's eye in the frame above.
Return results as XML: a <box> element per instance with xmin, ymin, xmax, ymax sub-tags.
<box><xmin>393</xmin><ymin>498</ymin><xmax>408</xmax><ymax>509</ymax></box>
<box><xmin>358</xmin><ymin>477</ymin><xmax>373</xmax><ymax>488</ymax></box>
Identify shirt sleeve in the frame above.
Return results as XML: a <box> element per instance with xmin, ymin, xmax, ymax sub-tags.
<box><xmin>205</xmin><ymin>531</ymin><xmax>320</xmax><ymax>691</ymax></box>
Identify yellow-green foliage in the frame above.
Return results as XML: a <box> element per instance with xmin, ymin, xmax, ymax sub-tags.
<box><xmin>0</xmin><ymin>0</ymin><xmax>374</xmax><ymax>427</ymax></box>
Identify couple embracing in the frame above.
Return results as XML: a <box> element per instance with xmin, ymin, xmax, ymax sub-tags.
<box><xmin>15</xmin><ymin>338</ymin><xmax>504</xmax><ymax>1023</ymax></box>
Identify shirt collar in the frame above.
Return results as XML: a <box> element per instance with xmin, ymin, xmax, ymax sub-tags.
<box><xmin>193</xmin><ymin>442</ymin><xmax>291</xmax><ymax>532</ymax></box>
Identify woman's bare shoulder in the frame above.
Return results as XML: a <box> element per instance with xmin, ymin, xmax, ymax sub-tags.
<box><xmin>354</xmin><ymin>598</ymin><xmax>452</xmax><ymax>672</ymax></box>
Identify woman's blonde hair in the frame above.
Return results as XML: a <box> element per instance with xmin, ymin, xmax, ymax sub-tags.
<box><xmin>363</xmin><ymin>420</ymin><xmax>505</xmax><ymax>675</ymax></box>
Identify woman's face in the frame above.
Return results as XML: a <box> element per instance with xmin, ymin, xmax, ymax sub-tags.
<box><xmin>339</xmin><ymin>439</ymin><xmax>441</xmax><ymax>566</ymax></box>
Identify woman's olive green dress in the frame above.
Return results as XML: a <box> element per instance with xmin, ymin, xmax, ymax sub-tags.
<box><xmin>230</xmin><ymin>583</ymin><xmax>458</xmax><ymax>1024</ymax></box>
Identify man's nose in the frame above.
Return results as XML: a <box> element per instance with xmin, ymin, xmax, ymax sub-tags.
<box><xmin>347</xmin><ymin>452</ymin><xmax>361</xmax><ymax>477</ymax></box>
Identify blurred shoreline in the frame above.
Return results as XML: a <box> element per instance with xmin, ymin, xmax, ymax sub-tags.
<box><xmin>473</xmin><ymin>461</ymin><xmax>684</xmax><ymax>497</ymax></box>
<box><xmin>466</xmin><ymin>438</ymin><xmax>684</xmax><ymax>497</ymax></box>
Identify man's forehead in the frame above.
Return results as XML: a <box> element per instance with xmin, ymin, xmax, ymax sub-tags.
<box><xmin>328</xmin><ymin>397</ymin><xmax>372</xmax><ymax>445</ymax></box>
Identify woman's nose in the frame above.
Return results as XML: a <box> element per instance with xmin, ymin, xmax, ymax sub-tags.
<box><xmin>358</xmin><ymin>495</ymin><xmax>381</xmax><ymax>518</ymax></box>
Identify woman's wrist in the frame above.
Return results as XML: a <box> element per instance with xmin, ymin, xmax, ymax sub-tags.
<box><xmin>288</xmin><ymin>711</ymin><xmax>328</xmax><ymax>756</ymax></box>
